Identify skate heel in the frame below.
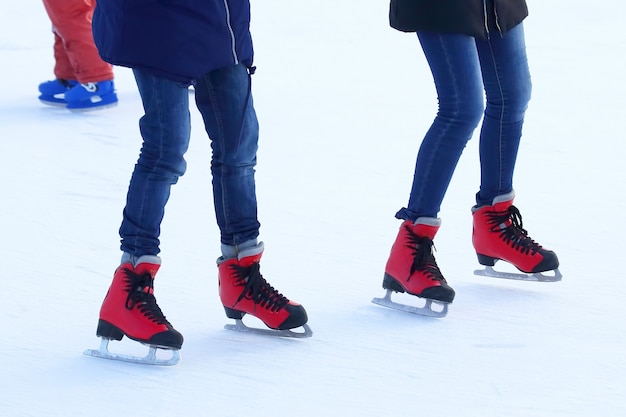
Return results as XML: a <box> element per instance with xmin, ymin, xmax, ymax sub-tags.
<box><xmin>223</xmin><ymin>306</ymin><xmax>245</xmax><ymax>320</ymax></box>
<box><xmin>476</xmin><ymin>253</ymin><xmax>497</xmax><ymax>267</ymax></box>
<box><xmin>382</xmin><ymin>273</ymin><xmax>406</xmax><ymax>293</ymax></box>
<box><xmin>96</xmin><ymin>319</ymin><xmax>125</xmax><ymax>341</ymax></box>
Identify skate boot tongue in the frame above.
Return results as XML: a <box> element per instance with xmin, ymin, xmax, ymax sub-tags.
<box><xmin>235</xmin><ymin>263</ymin><xmax>290</xmax><ymax>312</ymax></box>
<box><xmin>406</xmin><ymin>235</ymin><xmax>443</xmax><ymax>283</ymax></box>
<box><xmin>486</xmin><ymin>205</ymin><xmax>544</xmax><ymax>254</ymax></box>
<box><xmin>123</xmin><ymin>269</ymin><xmax>171</xmax><ymax>326</ymax></box>
<box><xmin>409</xmin><ymin>234</ymin><xmax>433</xmax><ymax>264</ymax></box>
<box><xmin>485</xmin><ymin>203</ymin><xmax>515</xmax><ymax>231</ymax></box>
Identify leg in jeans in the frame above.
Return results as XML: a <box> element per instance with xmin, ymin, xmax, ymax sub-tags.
<box><xmin>119</xmin><ymin>69</ymin><xmax>191</xmax><ymax>257</ymax></box>
<box><xmin>474</xmin><ymin>23</ymin><xmax>532</xmax><ymax>207</ymax></box>
<box><xmin>382</xmin><ymin>32</ymin><xmax>482</xmax><ymax>310</ymax></box>
<box><xmin>93</xmin><ymin>68</ymin><xmax>188</xmax><ymax>355</ymax></box>
<box><xmin>470</xmin><ymin>24</ymin><xmax>558</xmax><ymax>276</ymax></box>
<box><xmin>193</xmin><ymin>64</ymin><xmax>261</xmax><ymax>252</ymax></box>
<box><xmin>194</xmin><ymin>64</ymin><xmax>309</xmax><ymax>331</ymax></box>
<box><xmin>396</xmin><ymin>32</ymin><xmax>484</xmax><ymax>221</ymax></box>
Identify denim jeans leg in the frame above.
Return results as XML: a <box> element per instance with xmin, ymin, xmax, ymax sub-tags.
<box><xmin>475</xmin><ymin>23</ymin><xmax>532</xmax><ymax>206</ymax></box>
<box><xmin>193</xmin><ymin>64</ymin><xmax>261</xmax><ymax>247</ymax></box>
<box><xmin>396</xmin><ymin>32</ymin><xmax>484</xmax><ymax>221</ymax></box>
<box><xmin>119</xmin><ymin>69</ymin><xmax>191</xmax><ymax>257</ymax></box>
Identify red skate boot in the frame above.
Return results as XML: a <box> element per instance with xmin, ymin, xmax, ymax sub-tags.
<box><xmin>218</xmin><ymin>243</ymin><xmax>311</xmax><ymax>338</ymax></box>
<box><xmin>84</xmin><ymin>256</ymin><xmax>183</xmax><ymax>365</ymax></box>
<box><xmin>372</xmin><ymin>218</ymin><xmax>455</xmax><ymax>318</ymax></box>
<box><xmin>472</xmin><ymin>192</ymin><xmax>561</xmax><ymax>281</ymax></box>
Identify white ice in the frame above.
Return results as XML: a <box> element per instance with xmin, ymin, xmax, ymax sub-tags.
<box><xmin>1</xmin><ymin>2</ymin><xmax>625</xmax><ymax>416</ymax></box>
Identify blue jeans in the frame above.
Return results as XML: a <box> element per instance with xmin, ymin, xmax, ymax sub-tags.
<box><xmin>120</xmin><ymin>64</ymin><xmax>260</xmax><ymax>257</ymax></box>
<box><xmin>396</xmin><ymin>23</ymin><xmax>532</xmax><ymax>221</ymax></box>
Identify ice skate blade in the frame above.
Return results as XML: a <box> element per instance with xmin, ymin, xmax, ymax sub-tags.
<box><xmin>474</xmin><ymin>266</ymin><xmax>562</xmax><ymax>282</ymax></box>
<box><xmin>83</xmin><ymin>338</ymin><xmax>180</xmax><ymax>366</ymax></box>
<box><xmin>39</xmin><ymin>99</ymin><xmax>67</xmax><ymax>107</ymax></box>
<box><xmin>372</xmin><ymin>290</ymin><xmax>449</xmax><ymax>318</ymax></box>
<box><xmin>68</xmin><ymin>101</ymin><xmax>118</xmax><ymax>113</ymax></box>
<box><xmin>224</xmin><ymin>319</ymin><xmax>313</xmax><ymax>338</ymax></box>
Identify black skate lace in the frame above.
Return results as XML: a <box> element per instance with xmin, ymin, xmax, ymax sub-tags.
<box><xmin>404</xmin><ymin>226</ymin><xmax>446</xmax><ymax>283</ymax></box>
<box><xmin>486</xmin><ymin>205</ymin><xmax>543</xmax><ymax>255</ymax></box>
<box><xmin>230</xmin><ymin>263</ymin><xmax>290</xmax><ymax>312</ymax></box>
<box><xmin>121</xmin><ymin>268</ymin><xmax>171</xmax><ymax>326</ymax></box>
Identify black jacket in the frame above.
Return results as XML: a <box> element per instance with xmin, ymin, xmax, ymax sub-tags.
<box><xmin>389</xmin><ymin>0</ymin><xmax>528</xmax><ymax>38</ymax></box>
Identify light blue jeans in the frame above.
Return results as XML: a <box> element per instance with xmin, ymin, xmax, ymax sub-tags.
<box><xmin>396</xmin><ymin>23</ymin><xmax>532</xmax><ymax>221</ymax></box>
<box><xmin>120</xmin><ymin>64</ymin><xmax>260</xmax><ymax>257</ymax></box>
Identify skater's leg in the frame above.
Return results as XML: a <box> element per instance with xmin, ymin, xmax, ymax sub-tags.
<box><xmin>396</xmin><ymin>31</ymin><xmax>484</xmax><ymax>221</ymax></box>
<box><xmin>469</xmin><ymin>25</ymin><xmax>559</xmax><ymax>275</ymax></box>
<box><xmin>119</xmin><ymin>69</ymin><xmax>191</xmax><ymax>258</ymax></box>
<box><xmin>93</xmin><ymin>69</ymin><xmax>188</xmax><ymax>355</ymax></box>
<box><xmin>474</xmin><ymin>23</ymin><xmax>532</xmax><ymax>207</ymax></box>
<box><xmin>41</xmin><ymin>0</ymin><xmax>113</xmax><ymax>83</ymax></box>
<box><xmin>194</xmin><ymin>64</ymin><xmax>308</xmax><ymax>332</ymax></box>
<box><xmin>193</xmin><ymin>63</ymin><xmax>260</xmax><ymax>249</ymax></box>
<box><xmin>37</xmin><ymin>32</ymin><xmax>78</xmax><ymax>105</ymax></box>
<box><xmin>381</xmin><ymin>32</ymin><xmax>484</xmax><ymax>313</ymax></box>
<box><xmin>51</xmin><ymin>32</ymin><xmax>75</xmax><ymax>81</ymax></box>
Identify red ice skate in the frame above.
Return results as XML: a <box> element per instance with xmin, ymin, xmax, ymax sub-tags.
<box><xmin>472</xmin><ymin>192</ymin><xmax>561</xmax><ymax>282</ymax></box>
<box><xmin>373</xmin><ymin>218</ymin><xmax>455</xmax><ymax>318</ymax></box>
<box><xmin>84</xmin><ymin>256</ymin><xmax>183</xmax><ymax>365</ymax></box>
<box><xmin>218</xmin><ymin>243</ymin><xmax>311</xmax><ymax>338</ymax></box>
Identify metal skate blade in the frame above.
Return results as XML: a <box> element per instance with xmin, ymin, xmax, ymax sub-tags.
<box><xmin>474</xmin><ymin>266</ymin><xmax>562</xmax><ymax>282</ymax></box>
<box><xmin>224</xmin><ymin>319</ymin><xmax>313</xmax><ymax>338</ymax></box>
<box><xmin>67</xmin><ymin>101</ymin><xmax>119</xmax><ymax>113</ymax></box>
<box><xmin>372</xmin><ymin>290</ymin><xmax>449</xmax><ymax>318</ymax></box>
<box><xmin>83</xmin><ymin>338</ymin><xmax>180</xmax><ymax>366</ymax></box>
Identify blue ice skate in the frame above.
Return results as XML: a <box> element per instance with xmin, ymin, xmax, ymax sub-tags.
<box><xmin>38</xmin><ymin>78</ymin><xmax>77</xmax><ymax>106</ymax></box>
<box><xmin>65</xmin><ymin>80</ymin><xmax>118</xmax><ymax>111</ymax></box>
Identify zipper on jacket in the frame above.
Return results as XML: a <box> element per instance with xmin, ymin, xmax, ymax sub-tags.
<box><xmin>222</xmin><ymin>0</ymin><xmax>239</xmax><ymax>65</ymax></box>
<box><xmin>484</xmin><ymin>0</ymin><xmax>505</xmax><ymax>38</ymax></box>
<box><xmin>482</xmin><ymin>0</ymin><xmax>490</xmax><ymax>38</ymax></box>
<box><xmin>492</xmin><ymin>1</ymin><xmax>503</xmax><ymax>35</ymax></box>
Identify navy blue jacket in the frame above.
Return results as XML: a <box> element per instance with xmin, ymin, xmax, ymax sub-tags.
<box><xmin>92</xmin><ymin>0</ymin><xmax>254</xmax><ymax>84</ymax></box>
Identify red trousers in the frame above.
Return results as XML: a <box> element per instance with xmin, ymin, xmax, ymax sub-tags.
<box><xmin>42</xmin><ymin>0</ymin><xmax>113</xmax><ymax>83</ymax></box>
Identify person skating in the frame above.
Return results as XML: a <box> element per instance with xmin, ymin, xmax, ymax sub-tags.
<box><xmin>84</xmin><ymin>0</ymin><xmax>310</xmax><ymax>366</ymax></box>
<box><xmin>39</xmin><ymin>0</ymin><xmax>117</xmax><ymax>111</ymax></box>
<box><xmin>373</xmin><ymin>0</ymin><xmax>560</xmax><ymax>318</ymax></box>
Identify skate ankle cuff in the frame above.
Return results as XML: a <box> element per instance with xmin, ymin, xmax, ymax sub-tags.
<box><xmin>121</xmin><ymin>253</ymin><xmax>161</xmax><ymax>267</ymax></box>
<box><xmin>220</xmin><ymin>240</ymin><xmax>263</xmax><ymax>261</ymax></box>
<box><xmin>135</xmin><ymin>254</ymin><xmax>161</xmax><ymax>266</ymax></box>
<box><xmin>492</xmin><ymin>190</ymin><xmax>515</xmax><ymax>205</ymax></box>
<box><xmin>414</xmin><ymin>217</ymin><xmax>441</xmax><ymax>227</ymax></box>
<box><xmin>237</xmin><ymin>241</ymin><xmax>263</xmax><ymax>259</ymax></box>
<box><xmin>473</xmin><ymin>190</ymin><xmax>516</xmax><ymax>211</ymax></box>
